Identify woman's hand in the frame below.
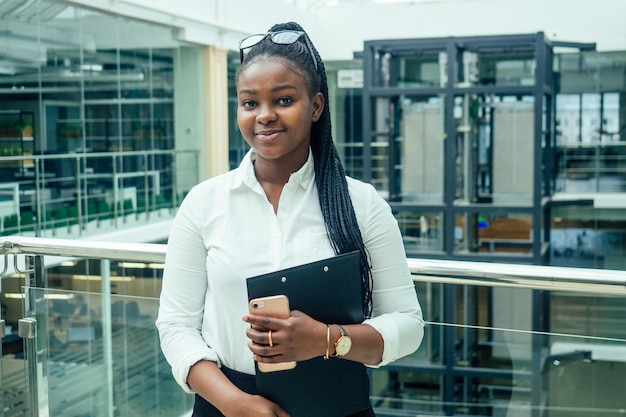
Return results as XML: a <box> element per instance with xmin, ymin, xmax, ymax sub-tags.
<box><xmin>243</xmin><ymin>310</ymin><xmax>327</xmax><ymax>364</ymax></box>
<box><xmin>187</xmin><ymin>360</ymin><xmax>291</xmax><ymax>417</ymax></box>
<box><xmin>221</xmin><ymin>392</ymin><xmax>290</xmax><ymax>417</ymax></box>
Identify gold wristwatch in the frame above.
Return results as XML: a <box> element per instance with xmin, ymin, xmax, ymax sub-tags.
<box><xmin>333</xmin><ymin>324</ymin><xmax>352</xmax><ymax>357</ymax></box>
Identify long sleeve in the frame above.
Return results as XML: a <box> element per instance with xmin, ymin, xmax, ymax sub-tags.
<box><xmin>156</xmin><ymin>188</ymin><xmax>220</xmax><ymax>393</ymax></box>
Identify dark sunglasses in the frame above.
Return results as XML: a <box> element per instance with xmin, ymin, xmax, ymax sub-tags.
<box><xmin>239</xmin><ymin>30</ymin><xmax>318</xmax><ymax>71</ymax></box>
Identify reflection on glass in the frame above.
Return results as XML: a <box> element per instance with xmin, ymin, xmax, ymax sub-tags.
<box><xmin>370</xmin><ymin>321</ymin><xmax>626</xmax><ymax>416</ymax></box>
<box><xmin>555</xmin><ymin>93</ymin><xmax>625</xmax><ymax>194</ymax></box>
<box><xmin>20</xmin><ymin>288</ymin><xmax>193</xmax><ymax>417</ymax></box>
<box><xmin>454</xmin><ymin>212</ymin><xmax>533</xmax><ymax>255</ymax></box>
<box><xmin>395</xmin><ymin>211</ymin><xmax>443</xmax><ymax>253</ymax></box>
<box><xmin>551</xmin><ymin>209</ymin><xmax>626</xmax><ymax>270</ymax></box>
<box><xmin>372</xmin><ymin>49</ymin><xmax>447</xmax><ymax>88</ymax></box>
<box><xmin>0</xmin><ymin>1</ymin><xmax>183</xmax><ymax>239</ymax></box>
<box><xmin>461</xmin><ymin>50</ymin><xmax>536</xmax><ymax>87</ymax></box>
<box><xmin>491</xmin><ymin>98</ymin><xmax>535</xmax><ymax>205</ymax></box>
<box><xmin>399</xmin><ymin>97</ymin><xmax>444</xmax><ymax>203</ymax></box>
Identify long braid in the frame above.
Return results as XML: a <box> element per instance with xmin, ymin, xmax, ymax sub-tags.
<box><xmin>310</xmin><ymin>36</ymin><xmax>373</xmax><ymax>319</ymax></box>
<box><xmin>240</xmin><ymin>22</ymin><xmax>373</xmax><ymax>318</ymax></box>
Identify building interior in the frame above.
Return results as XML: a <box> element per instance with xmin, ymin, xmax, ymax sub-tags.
<box><xmin>1</xmin><ymin>0</ymin><xmax>625</xmax><ymax>416</ymax></box>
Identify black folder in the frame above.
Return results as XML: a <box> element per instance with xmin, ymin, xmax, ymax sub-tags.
<box><xmin>246</xmin><ymin>251</ymin><xmax>371</xmax><ymax>417</ymax></box>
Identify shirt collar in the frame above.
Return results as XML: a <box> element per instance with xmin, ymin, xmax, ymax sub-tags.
<box><xmin>232</xmin><ymin>148</ymin><xmax>315</xmax><ymax>190</ymax></box>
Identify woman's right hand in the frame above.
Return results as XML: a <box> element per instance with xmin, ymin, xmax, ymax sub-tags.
<box><xmin>222</xmin><ymin>393</ymin><xmax>290</xmax><ymax>417</ymax></box>
<box><xmin>188</xmin><ymin>360</ymin><xmax>290</xmax><ymax>417</ymax></box>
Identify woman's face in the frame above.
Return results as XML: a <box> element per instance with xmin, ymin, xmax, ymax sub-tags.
<box><xmin>236</xmin><ymin>58</ymin><xmax>324</xmax><ymax>168</ymax></box>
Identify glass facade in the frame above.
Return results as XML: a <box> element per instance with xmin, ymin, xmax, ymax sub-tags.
<box><xmin>0</xmin><ymin>1</ymin><xmax>199</xmax><ymax>237</ymax></box>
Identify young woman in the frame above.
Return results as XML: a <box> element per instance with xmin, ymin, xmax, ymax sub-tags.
<box><xmin>156</xmin><ymin>21</ymin><xmax>424</xmax><ymax>417</ymax></box>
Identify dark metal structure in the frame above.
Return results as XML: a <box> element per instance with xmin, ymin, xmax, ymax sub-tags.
<box><xmin>361</xmin><ymin>33</ymin><xmax>597</xmax><ymax>416</ymax></box>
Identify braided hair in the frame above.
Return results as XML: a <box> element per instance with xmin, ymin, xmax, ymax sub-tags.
<box><xmin>237</xmin><ymin>22</ymin><xmax>373</xmax><ymax>317</ymax></box>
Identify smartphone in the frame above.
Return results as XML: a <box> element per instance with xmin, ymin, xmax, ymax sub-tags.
<box><xmin>248</xmin><ymin>295</ymin><xmax>296</xmax><ymax>372</ymax></box>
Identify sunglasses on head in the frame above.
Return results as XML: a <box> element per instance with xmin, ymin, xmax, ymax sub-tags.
<box><xmin>239</xmin><ymin>30</ymin><xmax>318</xmax><ymax>71</ymax></box>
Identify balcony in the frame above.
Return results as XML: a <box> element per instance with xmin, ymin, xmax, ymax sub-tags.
<box><xmin>1</xmin><ymin>237</ymin><xmax>625</xmax><ymax>417</ymax></box>
<box><xmin>0</xmin><ymin>150</ymin><xmax>199</xmax><ymax>240</ymax></box>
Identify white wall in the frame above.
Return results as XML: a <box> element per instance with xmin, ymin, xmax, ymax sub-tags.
<box><xmin>65</xmin><ymin>0</ymin><xmax>626</xmax><ymax>60</ymax></box>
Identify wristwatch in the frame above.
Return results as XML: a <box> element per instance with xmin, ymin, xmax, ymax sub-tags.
<box><xmin>333</xmin><ymin>324</ymin><xmax>352</xmax><ymax>357</ymax></box>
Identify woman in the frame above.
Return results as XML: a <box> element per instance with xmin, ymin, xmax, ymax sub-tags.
<box><xmin>156</xmin><ymin>21</ymin><xmax>424</xmax><ymax>417</ymax></box>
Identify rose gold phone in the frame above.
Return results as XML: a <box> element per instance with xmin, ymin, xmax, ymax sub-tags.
<box><xmin>248</xmin><ymin>295</ymin><xmax>296</xmax><ymax>372</ymax></box>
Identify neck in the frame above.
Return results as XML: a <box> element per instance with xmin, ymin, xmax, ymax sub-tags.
<box><xmin>253</xmin><ymin>151</ymin><xmax>308</xmax><ymax>186</ymax></box>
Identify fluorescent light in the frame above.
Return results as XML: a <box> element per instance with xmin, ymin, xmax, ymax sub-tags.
<box><xmin>4</xmin><ymin>293</ymin><xmax>75</xmax><ymax>300</ymax></box>
<box><xmin>72</xmin><ymin>274</ymin><xmax>135</xmax><ymax>282</ymax></box>
<box><xmin>4</xmin><ymin>293</ymin><xmax>25</xmax><ymax>299</ymax></box>
<box><xmin>45</xmin><ymin>293</ymin><xmax>75</xmax><ymax>300</ymax></box>
<box><xmin>118</xmin><ymin>262</ymin><xmax>164</xmax><ymax>269</ymax></box>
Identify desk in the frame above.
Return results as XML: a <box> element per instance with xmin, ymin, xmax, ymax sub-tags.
<box><xmin>85</xmin><ymin>170</ymin><xmax>161</xmax><ymax>211</ymax></box>
<box><xmin>0</xmin><ymin>182</ymin><xmax>19</xmax><ymax>217</ymax></box>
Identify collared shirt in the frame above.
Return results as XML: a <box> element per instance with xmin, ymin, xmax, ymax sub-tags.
<box><xmin>156</xmin><ymin>149</ymin><xmax>424</xmax><ymax>393</ymax></box>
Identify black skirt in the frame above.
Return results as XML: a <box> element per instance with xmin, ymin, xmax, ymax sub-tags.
<box><xmin>191</xmin><ymin>367</ymin><xmax>374</xmax><ymax>417</ymax></box>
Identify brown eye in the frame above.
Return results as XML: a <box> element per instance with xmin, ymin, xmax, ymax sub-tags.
<box><xmin>277</xmin><ymin>97</ymin><xmax>293</xmax><ymax>106</ymax></box>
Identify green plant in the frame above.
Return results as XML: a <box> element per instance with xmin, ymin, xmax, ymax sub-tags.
<box><xmin>0</xmin><ymin>147</ymin><xmax>23</xmax><ymax>156</ymax></box>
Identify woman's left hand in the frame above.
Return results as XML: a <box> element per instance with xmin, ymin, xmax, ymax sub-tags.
<box><xmin>243</xmin><ymin>310</ymin><xmax>326</xmax><ymax>364</ymax></box>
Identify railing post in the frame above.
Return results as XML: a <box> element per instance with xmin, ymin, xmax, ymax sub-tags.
<box><xmin>100</xmin><ymin>259</ymin><xmax>115</xmax><ymax>417</ymax></box>
<box><xmin>21</xmin><ymin>255</ymin><xmax>49</xmax><ymax>417</ymax></box>
<box><xmin>75</xmin><ymin>156</ymin><xmax>83</xmax><ymax>233</ymax></box>
<box><xmin>144</xmin><ymin>152</ymin><xmax>150</xmax><ymax>219</ymax></box>
<box><xmin>19</xmin><ymin>317</ymin><xmax>39</xmax><ymax>417</ymax></box>
<box><xmin>113</xmin><ymin>155</ymin><xmax>118</xmax><ymax>228</ymax></box>
<box><xmin>35</xmin><ymin>158</ymin><xmax>42</xmax><ymax>235</ymax></box>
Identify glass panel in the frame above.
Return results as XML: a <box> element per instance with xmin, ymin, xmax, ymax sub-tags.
<box><xmin>454</xmin><ymin>211</ymin><xmax>533</xmax><ymax>255</ymax></box>
<box><xmin>371</xmin><ymin>49</ymin><xmax>447</xmax><ymax>88</ymax></box>
<box><xmin>371</xmin><ymin>315</ymin><xmax>626</xmax><ymax>416</ymax></box>
<box><xmin>328</xmin><ymin>61</ymin><xmax>364</xmax><ymax>180</ymax></box>
<box><xmin>450</xmin><ymin>94</ymin><xmax>537</xmax><ymax>205</ymax></box>
<box><xmin>461</xmin><ymin>50</ymin><xmax>536</xmax><ymax>88</ymax></box>
<box><xmin>555</xmin><ymin>93</ymin><xmax>625</xmax><ymax>193</ymax></box>
<box><xmin>551</xmin><ymin>206</ymin><xmax>626</xmax><ymax>269</ymax></box>
<box><xmin>395</xmin><ymin>210</ymin><xmax>443</xmax><ymax>253</ymax></box>
<box><xmin>25</xmin><ymin>287</ymin><xmax>193</xmax><ymax>417</ymax></box>
<box><xmin>398</xmin><ymin>97</ymin><xmax>444</xmax><ymax>203</ymax></box>
<box><xmin>2</xmin><ymin>290</ymin><xmax>27</xmax><ymax>416</ymax></box>
<box><xmin>491</xmin><ymin>96</ymin><xmax>535</xmax><ymax>205</ymax></box>
<box><xmin>367</xmin><ymin>97</ymin><xmax>392</xmax><ymax>196</ymax></box>
<box><xmin>0</xmin><ymin>1</ymin><xmax>182</xmax><ymax>239</ymax></box>
<box><xmin>397</xmin><ymin>54</ymin><xmax>446</xmax><ymax>88</ymax></box>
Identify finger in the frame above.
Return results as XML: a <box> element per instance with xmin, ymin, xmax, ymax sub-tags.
<box><xmin>244</xmin><ymin>314</ymin><xmax>282</xmax><ymax>331</ymax></box>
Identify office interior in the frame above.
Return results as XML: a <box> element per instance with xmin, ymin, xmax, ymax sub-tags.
<box><xmin>1</xmin><ymin>0</ymin><xmax>625</xmax><ymax>416</ymax></box>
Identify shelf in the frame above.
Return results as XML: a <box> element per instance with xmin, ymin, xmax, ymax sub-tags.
<box><xmin>0</xmin><ymin>111</ymin><xmax>35</xmax><ymax>164</ymax></box>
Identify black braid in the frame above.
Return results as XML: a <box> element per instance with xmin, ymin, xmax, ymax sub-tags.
<box><xmin>238</xmin><ymin>22</ymin><xmax>373</xmax><ymax>318</ymax></box>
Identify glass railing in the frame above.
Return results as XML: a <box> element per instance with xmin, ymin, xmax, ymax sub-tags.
<box><xmin>555</xmin><ymin>142</ymin><xmax>626</xmax><ymax>194</ymax></box>
<box><xmin>21</xmin><ymin>288</ymin><xmax>193</xmax><ymax>417</ymax></box>
<box><xmin>0</xmin><ymin>149</ymin><xmax>199</xmax><ymax>238</ymax></box>
<box><xmin>2</xmin><ymin>237</ymin><xmax>625</xmax><ymax>417</ymax></box>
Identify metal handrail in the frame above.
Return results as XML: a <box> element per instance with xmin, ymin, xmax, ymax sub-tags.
<box><xmin>1</xmin><ymin>236</ymin><xmax>166</xmax><ymax>265</ymax></box>
<box><xmin>1</xmin><ymin>236</ymin><xmax>625</xmax><ymax>295</ymax></box>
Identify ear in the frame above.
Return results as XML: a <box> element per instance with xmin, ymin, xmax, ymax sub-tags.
<box><xmin>311</xmin><ymin>92</ymin><xmax>325</xmax><ymax>122</ymax></box>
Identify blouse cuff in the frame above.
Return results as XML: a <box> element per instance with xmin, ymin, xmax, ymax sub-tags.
<box><xmin>362</xmin><ymin>315</ymin><xmax>400</xmax><ymax>368</ymax></box>
<box><xmin>177</xmin><ymin>351</ymin><xmax>221</xmax><ymax>393</ymax></box>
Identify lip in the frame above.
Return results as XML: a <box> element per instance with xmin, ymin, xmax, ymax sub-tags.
<box><xmin>255</xmin><ymin>129</ymin><xmax>284</xmax><ymax>141</ymax></box>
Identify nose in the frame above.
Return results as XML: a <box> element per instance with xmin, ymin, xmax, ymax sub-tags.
<box><xmin>256</xmin><ymin>103</ymin><xmax>277</xmax><ymax>125</ymax></box>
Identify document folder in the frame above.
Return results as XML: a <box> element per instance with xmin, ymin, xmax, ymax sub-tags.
<box><xmin>246</xmin><ymin>251</ymin><xmax>371</xmax><ymax>417</ymax></box>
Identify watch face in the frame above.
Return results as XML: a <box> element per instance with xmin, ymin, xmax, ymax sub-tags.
<box><xmin>336</xmin><ymin>336</ymin><xmax>352</xmax><ymax>356</ymax></box>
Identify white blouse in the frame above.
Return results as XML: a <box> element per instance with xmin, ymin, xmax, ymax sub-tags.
<box><xmin>156</xmin><ymin>149</ymin><xmax>424</xmax><ymax>393</ymax></box>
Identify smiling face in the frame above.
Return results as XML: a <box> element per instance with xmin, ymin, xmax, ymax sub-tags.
<box><xmin>236</xmin><ymin>58</ymin><xmax>324</xmax><ymax>172</ymax></box>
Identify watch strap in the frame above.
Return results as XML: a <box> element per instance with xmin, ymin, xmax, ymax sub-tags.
<box><xmin>334</xmin><ymin>323</ymin><xmax>349</xmax><ymax>337</ymax></box>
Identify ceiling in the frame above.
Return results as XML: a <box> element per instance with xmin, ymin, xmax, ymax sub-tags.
<box><xmin>287</xmin><ymin>0</ymin><xmax>461</xmax><ymax>8</ymax></box>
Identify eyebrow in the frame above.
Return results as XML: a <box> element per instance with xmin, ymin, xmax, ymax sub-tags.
<box><xmin>238</xmin><ymin>84</ymin><xmax>298</xmax><ymax>96</ymax></box>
